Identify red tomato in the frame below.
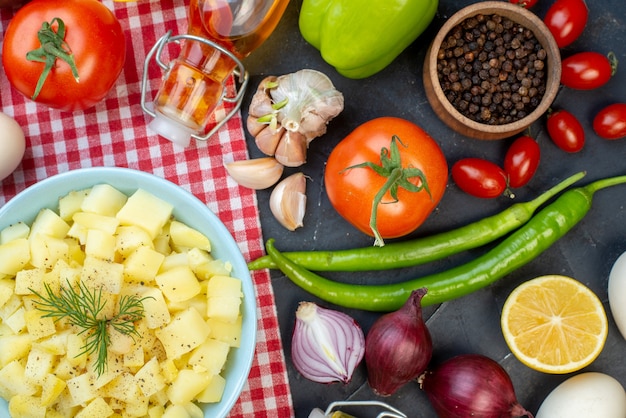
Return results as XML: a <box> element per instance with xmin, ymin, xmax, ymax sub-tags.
<box><xmin>509</xmin><ymin>0</ymin><xmax>539</xmax><ymax>8</ymax></box>
<box><xmin>504</xmin><ymin>136</ymin><xmax>541</xmax><ymax>188</ymax></box>
<box><xmin>546</xmin><ymin>109</ymin><xmax>585</xmax><ymax>152</ymax></box>
<box><xmin>561</xmin><ymin>52</ymin><xmax>615</xmax><ymax>90</ymax></box>
<box><xmin>593</xmin><ymin>103</ymin><xmax>626</xmax><ymax>140</ymax></box>
<box><xmin>452</xmin><ymin>158</ymin><xmax>507</xmax><ymax>199</ymax></box>
<box><xmin>2</xmin><ymin>0</ymin><xmax>126</xmax><ymax>112</ymax></box>
<box><xmin>324</xmin><ymin>117</ymin><xmax>448</xmax><ymax>243</ymax></box>
<box><xmin>544</xmin><ymin>0</ymin><xmax>588</xmax><ymax>48</ymax></box>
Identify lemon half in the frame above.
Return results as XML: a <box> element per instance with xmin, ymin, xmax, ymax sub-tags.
<box><xmin>501</xmin><ymin>275</ymin><xmax>608</xmax><ymax>374</ymax></box>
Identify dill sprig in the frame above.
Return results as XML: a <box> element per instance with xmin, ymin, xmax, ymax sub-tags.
<box><xmin>30</xmin><ymin>280</ymin><xmax>150</xmax><ymax>377</ymax></box>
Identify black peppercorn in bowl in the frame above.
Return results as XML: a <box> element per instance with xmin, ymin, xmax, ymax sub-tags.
<box><xmin>423</xmin><ymin>1</ymin><xmax>561</xmax><ymax>140</ymax></box>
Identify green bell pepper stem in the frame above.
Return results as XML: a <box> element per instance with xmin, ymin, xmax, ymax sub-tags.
<box><xmin>249</xmin><ymin>171</ymin><xmax>586</xmax><ymax>271</ymax></box>
<box><xmin>265</xmin><ymin>174</ymin><xmax>626</xmax><ymax>312</ymax></box>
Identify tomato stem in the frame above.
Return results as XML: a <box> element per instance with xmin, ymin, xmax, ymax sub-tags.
<box><xmin>370</xmin><ymin>168</ymin><xmax>403</xmax><ymax>246</ymax></box>
<box><xmin>343</xmin><ymin>135</ymin><xmax>431</xmax><ymax>247</ymax></box>
<box><xmin>25</xmin><ymin>18</ymin><xmax>80</xmax><ymax>100</ymax></box>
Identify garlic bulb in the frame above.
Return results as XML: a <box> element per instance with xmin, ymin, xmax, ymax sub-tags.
<box><xmin>224</xmin><ymin>157</ymin><xmax>284</xmax><ymax>190</ymax></box>
<box><xmin>270</xmin><ymin>173</ymin><xmax>306</xmax><ymax>230</ymax></box>
<box><xmin>248</xmin><ymin>69</ymin><xmax>344</xmax><ymax>167</ymax></box>
<box><xmin>291</xmin><ymin>301</ymin><xmax>365</xmax><ymax>384</ymax></box>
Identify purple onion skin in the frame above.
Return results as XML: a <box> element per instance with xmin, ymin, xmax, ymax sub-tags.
<box><xmin>421</xmin><ymin>354</ymin><xmax>534</xmax><ymax>418</ymax></box>
<box><xmin>365</xmin><ymin>288</ymin><xmax>433</xmax><ymax>396</ymax></box>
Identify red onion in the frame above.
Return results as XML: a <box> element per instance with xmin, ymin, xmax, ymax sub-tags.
<box><xmin>291</xmin><ymin>301</ymin><xmax>365</xmax><ymax>384</ymax></box>
<box><xmin>420</xmin><ymin>354</ymin><xmax>534</xmax><ymax>418</ymax></box>
<box><xmin>365</xmin><ymin>288</ymin><xmax>432</xmax><ymax>396</ymax></box>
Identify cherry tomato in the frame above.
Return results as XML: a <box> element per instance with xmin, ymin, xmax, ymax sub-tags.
<box><xmin>2</xmin><ymin>0</ymin><xmax>126</xmax><ymax>112</ymax></box>
<box><xmin>504</xmin><ymin>136</ymin><xmax>541</xmax><ymax>188</ymax></box>
<box><xmin>544</xmin><ymin>0</ymin><xmax>588</xmax><ymax>48</ymax></box>
<box><xmin>509</xmin><ymin>0</ymin><xmax>539</xmax><ymax>8</ymax></box>
<box><xmin>324</xmin><ymin>117</ymin><xmax>448</xmax><ymax>242</ymax></box>
<box><xmin>546</xmin><ymin>109</ymin><xmax>585</xmax><ymax>152</ymax></box>
<box><xmin>451</xmin><ymin>158</ymin><xmax>508</xmax><ymax>199</ymax></box>
<box><xmin>593</xmin><ymin>103</ymin><xmax>626</xmax><ymax>140</ymax></box>
<box><xmin>561</xmin><ymin>52</ymin><xmax>616</xmax><ymax>90</ymax></box>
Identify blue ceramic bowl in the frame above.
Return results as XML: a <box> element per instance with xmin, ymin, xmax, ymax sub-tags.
<box><xmin>0</xmin><ymin>166</ymin><xmax>257</xmax><ymax>417</ymax></box>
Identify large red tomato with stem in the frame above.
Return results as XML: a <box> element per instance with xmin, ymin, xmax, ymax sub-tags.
<box><xmin>2</xmin><ymin>0</ymin><xmax>126</xmax><ymax>112</ymax></box>
<box><xmin>324</xmin><ymin>117</ymin><xmax>448</xmax><ymax>246</ymax></box>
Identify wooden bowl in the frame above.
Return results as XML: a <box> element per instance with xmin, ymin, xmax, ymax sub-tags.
<box><xmin>423</xmin><ymin>1</ymin><xmax>561</xmax><ymax>140</ymax></box>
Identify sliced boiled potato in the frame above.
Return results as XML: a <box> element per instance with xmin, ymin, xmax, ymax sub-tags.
<box><xmin>169</xmin><ymin>220</ymin><xmax>211</xmax><ymax>252</ymax></box>
<box><xmin>116</xmin><ymin>189</ymin><xmax>173</xmax><ymax>239</ymax></box>
<box><xmin>0</xmin><ymin>222</ymin><xmax>29</xmax><ymax>244</ymax></box>
<box><xmin>80</xmin><ymin>183</ymin><xmax>128</xmax><ymax>217</ymax></box>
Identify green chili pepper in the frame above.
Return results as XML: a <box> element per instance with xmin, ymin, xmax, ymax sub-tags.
<box><xmin>265</xmin><ymin>174</ymin><xmax>626</xmax><ymax>312</ymax></box>
<box><xmin>249</xmin><ymin>171</ymin><xmax>586</xmax><ymax>271</ymax></box>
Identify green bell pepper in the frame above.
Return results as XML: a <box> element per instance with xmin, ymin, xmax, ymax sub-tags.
<box><xmin>299</xmin><ymin>0</ymin><xmax>438</xmax><ymax>79</ymax></box>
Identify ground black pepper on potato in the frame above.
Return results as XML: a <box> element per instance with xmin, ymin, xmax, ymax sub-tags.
<box><xmin>436</xmin><ymin>13</ymin><xmax>547</xmax><ymax>125</ymax></box>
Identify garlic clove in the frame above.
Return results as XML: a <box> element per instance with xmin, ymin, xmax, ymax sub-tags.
<box><xmin>246</xmin><ymin>115</ymin><xmax>267</xmax><ymax>137</ymax></box>
<box><xmin>299</xmin><ymin>112</ymin><xmax>329</xmax><ymax>142</ymax></box>
<box><xmin>224</xmin><ymin>157</ymin><xmax>284</xmax><ymax>190</ymax></box>
<box><xmin>253</xmin><ymin>122</ymin><xmax>284</xmax><ymax>156</ymax></box>
<box><xmin>270</xmin><ymin>172</ymin><xmax>306</xmax><ymax>230</ymax></box>
<box><xmin>248</xmin><ymin>75</ymin><xmax>278</xmax><ymax>117</ymax></box>
<box><xmin>274</xmin><ymin>131</ymin><xmax>308</xmax><ymax>167</ymax></box>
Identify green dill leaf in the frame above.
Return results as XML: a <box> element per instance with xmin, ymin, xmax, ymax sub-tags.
<box><xmin>29</xmin><ymin>280</ymin><xmax>149</xmax><ymax>377</ymax></box>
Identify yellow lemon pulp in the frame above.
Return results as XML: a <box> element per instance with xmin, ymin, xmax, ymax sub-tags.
<box><xmin>501</xmin><ymin>275</ymin><xmax>608</xmax><ymax>374</ymax></box>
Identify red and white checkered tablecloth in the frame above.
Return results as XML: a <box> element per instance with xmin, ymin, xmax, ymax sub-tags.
<box><xmin>0</xmin><ymin>0</ymin><xmax>294</xmax><ymax>417</ymax></box>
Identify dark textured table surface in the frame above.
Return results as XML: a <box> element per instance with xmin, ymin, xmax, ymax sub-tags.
<box><xmin>242</xmin><ymin>1</ymin><xmax>626</xmax><ymax>416</ymax></box>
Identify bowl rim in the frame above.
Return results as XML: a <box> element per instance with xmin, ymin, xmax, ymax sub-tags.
<box><xmin>425</xmin><ymin>1</ymin><xmax>562</xmax><ymax>136</ymax></box>
<box><xmin>0</xmin><ymin>166</ymin><xmax>257</xmax><ymax>417</ymax></box>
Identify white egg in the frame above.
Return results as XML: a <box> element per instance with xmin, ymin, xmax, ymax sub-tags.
<box><xmin>0</xmin><ymin>112</ymin><xmax>26</xmax><ymax>181</ymax></box>
<box><xmin>536</xmin><ymin>372</ymin><xmax>626</xmax><ymax>418</ymax></box>
<box><xmin>608</xmin><ymin>250</ymin><xmax>626</xmax><ymax>339</ymax></box>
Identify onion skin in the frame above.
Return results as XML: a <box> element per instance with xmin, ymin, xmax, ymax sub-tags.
<box><xmin>420</xmin><ymin>354</ymin><xmax>534</xmax><ymax>418</ymax></box>
<box><xmin>365</xmin><ymin>288</ymin><xmax>432</xmax><ymax>396</ymax></box>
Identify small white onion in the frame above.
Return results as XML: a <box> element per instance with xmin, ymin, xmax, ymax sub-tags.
<box><xmin>269</xmin><ymin>172</ymin><xmax>306</xmax><ymax>230</ymax></box>
<box><xmin>608</xmin><ymin>250</ymin><xmax>626</xmax><ymax>340</ymax></box>
<box><xmin>291</xmin><ymin>301</ymin><xmax>365</xmax><ymax>384</ymax></box>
